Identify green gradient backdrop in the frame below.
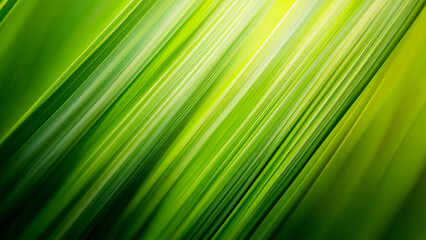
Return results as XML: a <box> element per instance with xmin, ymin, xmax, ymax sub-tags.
<box><xmin>0</xmin><ymin>0</ymin><xmax>425</xmax><ymax>239</ymax></box>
